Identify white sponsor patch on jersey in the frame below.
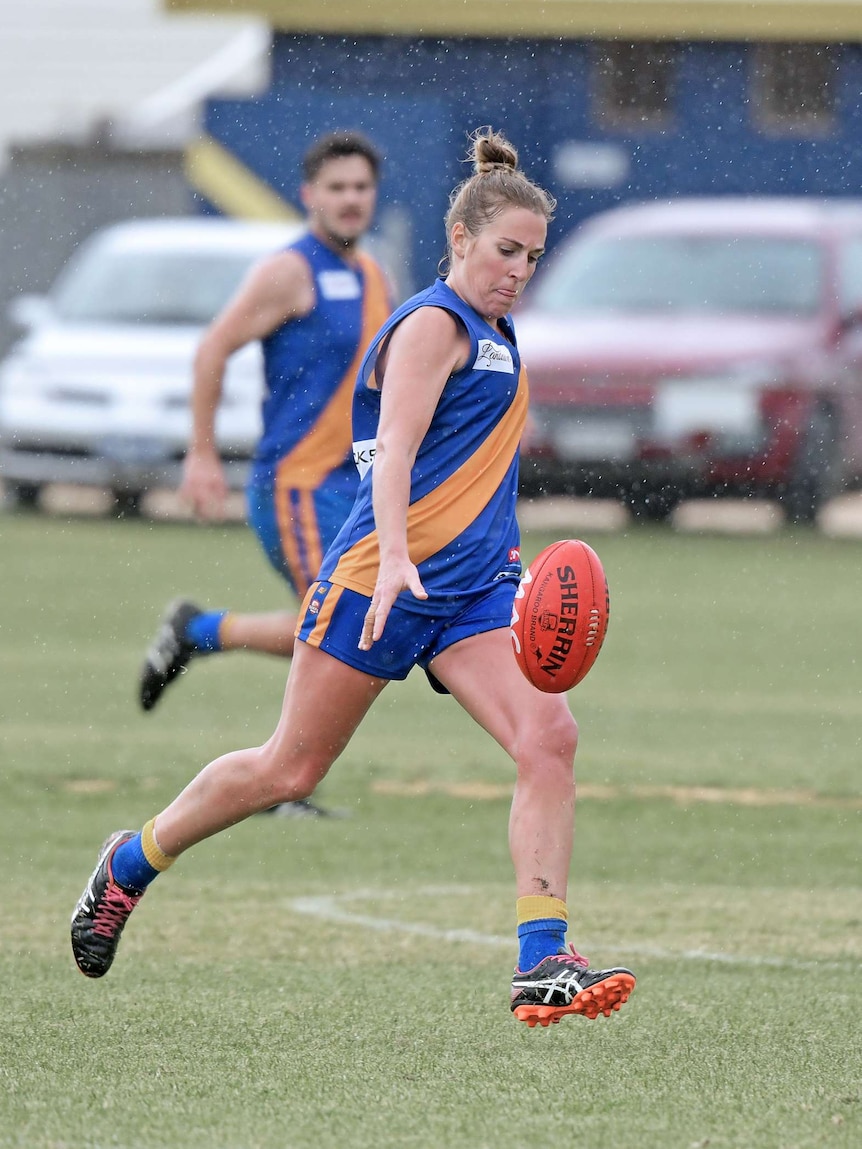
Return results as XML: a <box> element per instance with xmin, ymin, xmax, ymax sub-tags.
<box><xmin>473</xmin><ymin>339</ymin><xmax>515</xmax><ymax>373</ymax></box>
<box><xmin>353</xmin><ymin>437</ymin><xmax>376</xmax><ymax>478</ymax></box>
<box><xmin>318</xmin><ymin>269</ymin><xmax>361</xmax><ymax>300</ymax></box>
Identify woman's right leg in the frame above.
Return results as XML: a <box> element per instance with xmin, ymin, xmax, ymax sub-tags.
<box><xmin>154</xmin><ymin>642</ymin><xmax>388</xmax><ymax>855</ymax></box>
<box><xmin>71</xmin><ymin>644</ymin><xmax>387</xmax><ymax>978</ymax></box>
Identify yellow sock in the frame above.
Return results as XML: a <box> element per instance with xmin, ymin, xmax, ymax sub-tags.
<box><xmin>141</xmin><ymin>818</ymin><xmax>177</xmax><ymax>872</ymax></box>
<box><xmin>516</xmin><ymin>895</ymin><xmax>568</xmax><ymax>926</ymax></box>
<box><xmin>516</xmin><ymin>896</ymin><xmax>569</xmax><ymax>970</ymax></box>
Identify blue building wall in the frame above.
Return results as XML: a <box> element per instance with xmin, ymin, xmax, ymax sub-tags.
<box><xmin>203</xmin><ymin>35</ymin><xmax>862</xmax><ymax>288</ymax></box>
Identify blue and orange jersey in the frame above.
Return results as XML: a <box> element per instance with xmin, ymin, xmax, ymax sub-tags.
<box><xmin>317</xmin><ymin>278</ymin><xmax>528</xmax><ymax>615</ymax></box>
<box><xmin>253</xmin><ymin>232</ymin><xmax>391</xmax><ymax>496</ymax></box>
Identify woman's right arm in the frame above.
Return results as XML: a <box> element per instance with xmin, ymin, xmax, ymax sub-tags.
<box><xmin>359</xmin><ymin>306</ymin><xmax>469</xmax><ymax>648</ymax></box>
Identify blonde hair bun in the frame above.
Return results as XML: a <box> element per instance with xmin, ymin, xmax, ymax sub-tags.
<box><xmin>471</xmin><ymin>127</ymin><xmax>519</xmax><ymax>176</ymax></box>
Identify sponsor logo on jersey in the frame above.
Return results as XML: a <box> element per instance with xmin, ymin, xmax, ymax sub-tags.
<box><xmin>353</xmin><ymin>437</ymin><xmax>377</xmax><ymax>479</ymax></box>
<box><xmin>473</xmin><ymin>339</ymin><xmax>514</xmax><ymax>374</ymax></box>
<box><xmin>318</xmin><ymin>269</ymin><xmax>361</xmax><ymax>300</ymax></box>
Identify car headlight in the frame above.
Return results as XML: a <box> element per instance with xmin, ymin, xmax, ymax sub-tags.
<box><xmin>0</xmin><ymin>357</ymin><xmax>43</xmax><ymax>394</ymax></box>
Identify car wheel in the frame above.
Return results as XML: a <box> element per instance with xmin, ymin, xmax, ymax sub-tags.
<box><xmin>779</xmin><ymin>405</ymin><xmax>840</xmax><ymax>526</ymax></box>
<box><xmin>111</xmin><ymin>489</ymin><xmax>144</xmax><ymax>519</ymax></box>
<box><xmin>7</xmin><ymin>481</ymin><xmax>42</xmax><ymax>510</ymax></box>
<box><xmin>624</xmin><ymin>482</ymin><xmax>681</xmax><ymax>524</ymax></box>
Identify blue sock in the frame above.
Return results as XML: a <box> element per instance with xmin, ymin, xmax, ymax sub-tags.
<box><xmin>110</xmin><ymin>834</ymin><xmax>161</xmax><ymax>892</ymax></box>
<box><xmin>517</xmin><ymin>918</ymin><xmax>567</xmax><ymax>972</ymax></box>
<box><xmin>186</xmin><ymin>610</ymin><xmax>227</xmax><ymax>654</ymax></box>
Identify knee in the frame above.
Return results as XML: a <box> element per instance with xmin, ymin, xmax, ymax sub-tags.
<box><xmin>539</xmin><ymin>707</ymin><xmax>579</xmax><ymax>764</ymax></box>
<box><xmin>280</xmin><ymin>764</ymin><xmax>320</xmax><ymax>802</ymax></box>
<box><xmin>514</xmin><ymin>707</ymin><xmax>578</xmax><ymax>778</ymax></box>
<box><xmin>555</xmin><ymin>709</ymin><xmax>579</xmax><ymax>762</ymax></box>
<box><xmin>248</xmin><ymin>745</ymin><xmax>320</xmax><ymax>804</ymax></box>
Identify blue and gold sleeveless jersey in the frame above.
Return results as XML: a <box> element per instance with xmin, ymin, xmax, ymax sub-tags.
<box><xmin>253</xmin><ymin>232</ymin><xmax>391</xmax><ymax>498</ymax></box>
<box><xmin>317</xmin><ymin>278</ymin><xmax>527</xmax><ymax>615</ymax></box>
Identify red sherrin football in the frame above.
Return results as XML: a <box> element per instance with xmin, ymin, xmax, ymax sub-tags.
<box><xmin>510</xmin><ymin>539</ymin><xmax>610</xmax><ymax>693</ymax></box>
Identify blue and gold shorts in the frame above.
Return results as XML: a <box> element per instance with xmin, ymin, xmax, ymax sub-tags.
<box><xmin>295</xmin><ymin>579</ymin><xmax>517</xmax><ymax>681</ymax></box>
<box><xmin>246</xmin><ymin>476</ymin><xmax>354</xmax><ymax>599</ymax></box>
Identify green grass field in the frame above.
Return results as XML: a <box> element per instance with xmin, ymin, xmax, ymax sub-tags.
<box><xmin>0</xmin><ymin>508</ymin><xmax>859</xmax><ymax>1148</ymax></box>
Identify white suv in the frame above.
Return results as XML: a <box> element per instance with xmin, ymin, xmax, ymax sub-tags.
<box><xmin>0</xmin><ymin>217</ymin><xmax>304</xmax><ymax>514</ymax></box>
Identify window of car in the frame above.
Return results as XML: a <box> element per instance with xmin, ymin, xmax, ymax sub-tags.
<box><xmin>836</xmin><ymin>238</ymin><xmax>862</xmax><ymax>314</ymax></box>
<box><xmin>533</xmin><ymin>232</ymin><xmax>824</xmax><ymax>316</ymax></box>
<box><xmin>51</xmin><ymin>245</ymin><xmax>259</xmax><ymax>325</ymax></box>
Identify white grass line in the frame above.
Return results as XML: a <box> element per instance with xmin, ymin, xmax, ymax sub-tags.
<box><xmin>289</xmin><ymin>888</ymin><xmax>861</xmax><ymax>972</ymax></box>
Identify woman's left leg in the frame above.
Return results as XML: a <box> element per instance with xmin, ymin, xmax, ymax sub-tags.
<box><xmin>429</xmin><ymin>628</ymin><xmax>578</xmax><ymax>900</ymax></box>
<box><xmin>430</xmin><ymin>628</ymin><xmax>636</xmax><ymax>1026</ymax></box>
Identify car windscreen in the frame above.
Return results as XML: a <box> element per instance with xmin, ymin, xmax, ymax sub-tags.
<box><xmin>51</xmin><ymin>247</ymin><xmax>260</xmax><ymax>324</ymax></box>
<box><xmin>533</xmin><ymin>233</ymin><xmax>824</xmax><ymax>316</ymax></box>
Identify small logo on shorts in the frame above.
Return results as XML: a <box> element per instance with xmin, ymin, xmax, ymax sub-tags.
<box><xmin>309</xmin><ymin>598</ymin><xmax>321</xmax><ymax>616</ymax></box>
<box><xmin>508</xmin><ymin>547</ymin><xmax>521</xmax><ymax>565</ymax></box>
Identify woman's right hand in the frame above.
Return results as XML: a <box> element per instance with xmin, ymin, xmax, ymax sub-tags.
<box><xmin>359</xmin><ymin>557</ymin><xmax>427</xmax><ymax>650</ymax></box>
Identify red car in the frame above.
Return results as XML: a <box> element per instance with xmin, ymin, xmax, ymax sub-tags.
<box><xmin>516</xmin><ymin>197</ymin><xmax>862</xmax><ymax>522</ymax></box>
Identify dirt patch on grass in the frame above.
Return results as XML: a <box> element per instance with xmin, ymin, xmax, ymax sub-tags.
<box><xmin>372</xmin><ymin>778</ymin><xmax>862</xmax><ymax>809</ymax></box>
